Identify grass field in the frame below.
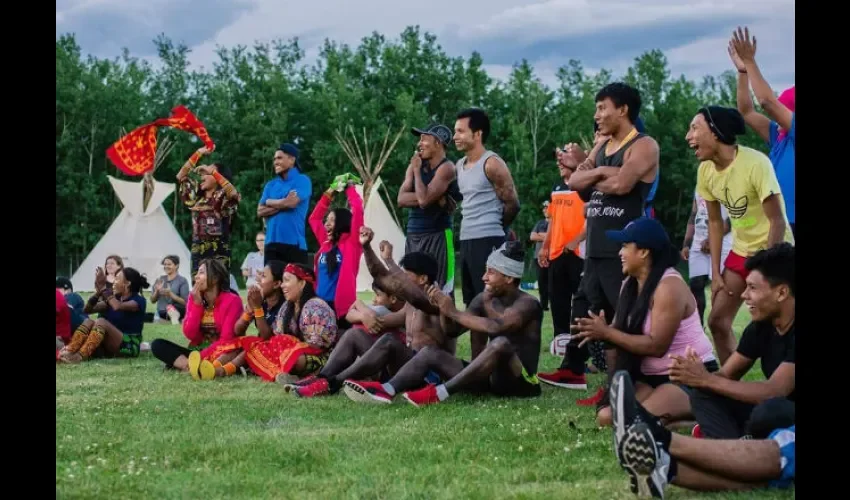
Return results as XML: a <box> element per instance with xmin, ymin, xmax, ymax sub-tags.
<box><xmin>56</xmin><ymin>290</ymin><xmax>793</xmax><ymax>499</ymax></box>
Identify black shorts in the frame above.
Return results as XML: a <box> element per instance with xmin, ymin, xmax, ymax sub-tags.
<box><xmin>634</xmin><ymin>360</ymin><xmax>720</xmax><ymax>389</ymax></box>
<box><xmin>489</xmin><ymin>366</ymin><xmax>542</xmax><ymax>398</ymax></box>
<box><xmin>265</xmin><ymin>243</ymin><xmax>308</xmax><ymax>266</ymax></box>
<box><xmin>406</xmin><ymin>229</ymin><xmax>456</xmax><ymax>293</ymax></box>
<box><xmin>580</xmin><ymin>257</ymin><xmax>624</xmax><ymax>349</ymax></box>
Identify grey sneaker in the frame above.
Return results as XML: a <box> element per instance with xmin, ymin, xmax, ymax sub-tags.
<box><xmin>619</xmin><ymin>423</ymin><xmax>669</xmax><ymax>498</ymax></box>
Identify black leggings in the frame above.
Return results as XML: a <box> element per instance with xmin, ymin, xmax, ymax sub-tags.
<box><xmin>150</xmin><ymin>339</ymin><xmax>192</xmax><ymax>368</ymax></box>
<box><xmin>689</xmin><ymin>275</ymin><xmax>709</xmax><ymax>326</ymax></box>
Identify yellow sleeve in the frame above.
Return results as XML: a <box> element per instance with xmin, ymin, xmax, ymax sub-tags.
<box><xmin>695</xmin><ymin>163</ymin><xmax>715</xmax><ymax>201</ymax></box>
<box><xmin>749</xmin><ymin>152</ymin><xmax>783</xmax><ymax>203</ymax></box>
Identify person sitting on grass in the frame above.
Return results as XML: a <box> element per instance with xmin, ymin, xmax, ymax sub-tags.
<box><xmin>609</xmin><ymin>370</ymin><xmax>794</xmax><ymax>497</ymax></box>
<box><xmin>289</xmin><ymin>280</ymin><xmax>406</xmax><ymax>397</ymax></box>
<box><xmin>198</xmin><ymin>260</ymin><xmax>287</xmax><ymax>379</ymax></box>
<box><xmin>56</xmin><ymin>288</ymin><xmax>88</xmax><ymax>359</ymax></box>
<box><xmin>319</xmin><ymin>228</ymin><xmax>457</xmax><ymax>404</ymax></box>
<box><xmin>670</xmin><ymin>243</ymin><xmax>795</xmax><ymax>439</ymax></box>
<box><xmin>59</xmin><ymin>267</ymin><xmax>149</xmax><ymax>363</ymax></box>
<box><xmin>239</xmin><ymin>263</ymin><xmax>339</xmax><ymax>385</ymax></box>
<box><xmin>149</xmin><ymin>259</ymin><xmax>243</xmax><ymax>377</ymax></box>
<box><xmin>150</xmin><ymin>255</ymin><xmax>190</xmax><ymax>324</ymax></box>
<box><xmin>309</xmin><ymin>173</ymin><xmax>364</xmax><ymax>330</ymax></box>
<box><xmin>347</xmin><ymin>241</ymin><xmax>543</xmax><ymax>407</ymax></box>
<box><xmin>56</xmin><ymin>277</ymin><xmax>86</xmax><ymax>318</ymax></box>
<box><xmin>571</xmin><ymin>217</ymin><xmax>719</xmax><ymax>427</ymax></box>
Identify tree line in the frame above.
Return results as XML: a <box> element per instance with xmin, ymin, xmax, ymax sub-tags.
<box><xmin>55</xmin><ymin>27</ymin><xmax>769</xmax><ymax>279</ymax></box>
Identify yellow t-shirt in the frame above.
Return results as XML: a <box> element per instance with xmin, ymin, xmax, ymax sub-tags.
<box><xmin>696</xmin><ymin>146</ymin><xmax>794</xmax><ymax>257</ymax></box>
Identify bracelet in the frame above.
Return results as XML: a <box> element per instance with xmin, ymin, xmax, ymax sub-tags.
<box><xmin>253</xmin><ymin>308</ymin><xmax>265</xmax><ymax>319</ymax></box>
<box><xmin>212</xmin><ymin>170</ymin><xmax>225</xmax><ymax>184</ymax></box>
<box><xmin>189</xmin><ymin>151</ymin><xmax>202</xmax><ymax>166</ymax></box>
<box><xmin>241</xmin><ymin>312</ymin><xmax>252</xmax><ymax>322</ymax></box>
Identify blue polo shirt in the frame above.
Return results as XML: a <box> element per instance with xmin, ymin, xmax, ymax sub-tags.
<box><xmin>768</xmin><ymin>114</ymin><xmax>795</xmax><ymax>224</ymax></box>
<box><xmin>259</xmin><ymin>169</ymin><xmax>312</xmax><ymax>249</ymax></box>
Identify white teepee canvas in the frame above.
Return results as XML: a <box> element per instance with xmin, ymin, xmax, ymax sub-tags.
<box><xmin>71</xmin><ymin>175</ymin><xmax>192</xmax><ymax>292</ymax></box>
<box><xmin>355</xmin><ymin>177</ymin><xmax>406</xmax><ymax>292</ymax></box>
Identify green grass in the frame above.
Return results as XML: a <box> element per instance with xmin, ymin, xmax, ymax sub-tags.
<box><xmin>57</xmin><ymin>291</ymin><xmax>792</xmax><ymax>499</ymax></box>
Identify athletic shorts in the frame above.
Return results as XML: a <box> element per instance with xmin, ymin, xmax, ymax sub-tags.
<box><xmin>768</xmin><ymin>425</ymin><xmax>795</xmax><ymax>489</ymax></box>
<box><xmin>724</xmin><ymin>251</ymin><xmax>750</xmax><ymax>279</ymax></box>
<box><xmin>634</xmin><ymin>360</ymin><xmax>719</xmax><ymax>389</ymax></box>
<box><xmin>489</xmin><ymin>366</ymin><xmax>542</xmax><ymax>398</ymax></box>
<box><xmin>118</xmin><ymin>333</ymin><xmax>142</xmax><ymax>358</ymax></box>
<box><xmin>407</xmin><ymin>229</ymin><xmax>456</xmax><ymax>294</ymax></box>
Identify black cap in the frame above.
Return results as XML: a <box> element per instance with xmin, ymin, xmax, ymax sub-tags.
<box><xmin>56</xmin><ymin>276</ymin><xmax>73</xmax><ymax>291</ymax></box>
<box><xmin>411</xmin><ymin>124</ymin><xmax>452</xmax><ymax>147</ymax></box>
<box><xmin>278</xmin><ymin>142</ymin><xmax>300</xmax><ymax>169</ymax></box>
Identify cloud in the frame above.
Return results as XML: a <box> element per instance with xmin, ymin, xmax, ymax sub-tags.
<box><xmin>56</xmin><ymin>0</ymin><xmax>794</xmax><ymax>89</ymax></box>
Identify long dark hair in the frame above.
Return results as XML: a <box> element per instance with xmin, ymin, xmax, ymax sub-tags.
<box><xmin>265</xmin><ymin>260</ymin><xmax>285</xmax><ymax>301</ymax></box>
<box><xmin>323</xmin><ymin>208</ymin><xmax>352</xmax><ymax>275</ymax></box>
<box><xmin>200</xmin><ymin>258</ymin><xmax>233</xmax><ymax>294</ymax></box>
<box><xmin>282</xmin><ymin>263</ymin><xmax>317</xmax><ymax>337</ymax></box>
<box><xmin>120</xmin><ymin>267</ymin><xmax>150</xmax><ymax>295</ymax></box>
<box><xmin>613</xmin><ymin>244</ymin><xmax>680</xmax><ymax>335</ymax></box>
<box><xmin>611</xmin><ymin>242</ymin><xmax>680</xmax><ymax>376</ymax></box>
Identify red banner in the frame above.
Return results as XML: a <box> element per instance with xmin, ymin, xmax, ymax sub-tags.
<box><xmin>106</xmin><ymin>106</ymin><xmax>215</xmax><ymax>176</ymax></box>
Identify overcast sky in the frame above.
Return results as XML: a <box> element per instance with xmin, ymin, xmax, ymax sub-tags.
<box><xmin>56</xmin><ymin>0</ymin><xmax>794</xmax><ymax>91</ymax></box>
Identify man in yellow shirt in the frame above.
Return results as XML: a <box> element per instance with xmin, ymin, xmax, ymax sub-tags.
<box><xmin>687</xmin><ymin>105</ymin><xmax>794</xmax><ymax>364</ymax></box>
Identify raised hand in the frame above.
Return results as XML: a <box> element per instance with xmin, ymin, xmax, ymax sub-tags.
<box><xmin>730</xmin><ymin>26</ymin><xmax>757</xmax><ymax>65</ymax></box>
<box><xmin>359</xmin><ymin>227</ymin><xmax>375</xmax><ymax>246</ymax></box>
<box><xmin>727</xmin><ymin>42</ymin><xmax>747</xmax><ymax>72</ymax></box>
<box><xmin>379</xmin><ymin>240</ymin><xmax>393</xmax><ymax>261</ymax></box>
<box><xmin>94</xmin><ymin>267</ymin><xmax>107</xmax><ymax>291</ymax></box>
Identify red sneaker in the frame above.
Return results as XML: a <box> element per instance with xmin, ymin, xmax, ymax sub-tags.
<box><xmin>342</xmin><ymin>380</ymin><xmax>393</xmax><ymax>404</ymax></box>
<box><xmin>294</xmin><ymin>377</ymin><xmax>331</xmax><ymax>398</ymax></box>
<box><xmin>576</xmin><ymin>387</ymin><xmax>605</xmax><ymax>406</ymax></box>
<box><xmin>538</xmin><ymin>368</ymin><xmax>587</xmax><ymax>390</ymax></box>
<box><xmin>402</xmin><ymin>384</ymin><xmax>440</xmax><ymax>407</ymax></box>
<box><xmin>691</xmin><ymin>424</ymin><xmax>703</xmax><ymax>438</ymax></box>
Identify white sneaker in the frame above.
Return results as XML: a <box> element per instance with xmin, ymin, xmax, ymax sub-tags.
<box><xmin>166</xmin><ymin>306</ymin><xmax>181</xmax><ymax>325</ymax></box>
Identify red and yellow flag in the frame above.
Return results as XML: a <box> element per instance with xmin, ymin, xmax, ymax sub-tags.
<box><xmin>106</xmin><ymin>105</ymin><xmax>215</xmax><ymax>176</ymax></box>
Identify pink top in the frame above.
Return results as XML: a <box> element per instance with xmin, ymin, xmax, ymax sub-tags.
<box><xmin>641</xmin><ymin>268</ymin><xmax>716</xmax><ymax>376</ymax></box>
<box><xmin>183</xmin><ymin>290</ymin><xmax>244</xmax><ymax>359</ymax></box>
<box><xmin>308</xmin><ymin>185</ymin><xmax>364</xmax><ymax>320</ymax></box>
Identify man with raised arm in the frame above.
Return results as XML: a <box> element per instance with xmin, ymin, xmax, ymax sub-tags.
<box><xmin>301</xmin><ymin>227</ymin><xmax>457</xmax><ymax>403</ymax></box>
<box><xmin>361</xmin><ymin>241</ymin><xmax>543</xmax><ymax>407</ymax></box>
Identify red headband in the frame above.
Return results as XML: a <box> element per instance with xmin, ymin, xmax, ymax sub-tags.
<box><xmin>285</xmin><ymin>264</ymin><xmax>315</xmax><ymax>285</ymax></box>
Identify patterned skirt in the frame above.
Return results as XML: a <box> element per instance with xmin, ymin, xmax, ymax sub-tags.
<box><xmin>241</xmin><ymin>335</ymin><xmax>326</xmax><ymax>382</ymax></box>
<box><xmin>200</xmin><ymin>338</ymin><xmax>241</xmax><ymax>361</ymax></box>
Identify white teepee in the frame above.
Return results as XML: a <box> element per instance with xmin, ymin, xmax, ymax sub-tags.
<box><xmin>354</xmin><ymin>178</ymin><xmax>407</xmax><ymax>292</ymax></box>
<box><xmin>334</xmin><ymin>124</ymin><xmax>408</xmax><ymax>292</ymax></box>
<box><xmin>71</xmin><ymin>175</ymin><xmax>191</xmax><ymax>292</ymax></box>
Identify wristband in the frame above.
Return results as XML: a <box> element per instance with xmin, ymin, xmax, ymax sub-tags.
<box><xmin>241</xmin><ymin>312</ymin><xmax>252</xmax><ymax>322</ymax></box>
<box><xmin>253</xmin><ymin>308</ymin><xmax>265</xmax><ymax>319</ymax></box>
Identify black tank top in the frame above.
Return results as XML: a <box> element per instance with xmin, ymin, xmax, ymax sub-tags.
<box><xmin>406</xmin><ymin>158</ymin><xmax>459</xmax><ymax>234</ymax></box>
<box><xmin>585</xmin><ymin>133</ymin><xmax>654</xmax><ymax>258</ymax></box>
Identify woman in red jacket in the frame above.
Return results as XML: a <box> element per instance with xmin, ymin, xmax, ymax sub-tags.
<box><xmin>150</xmin><ymin>258</ymin><xmax>243</xmax><ymax>378</ymax></box>
<box><xmin>308</xmin><ymin>175</ymin><xmax>364</xmax><ymax>329</ymax></box>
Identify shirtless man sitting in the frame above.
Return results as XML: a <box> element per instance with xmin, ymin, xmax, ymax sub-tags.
<box><xmin>307</xmin><ymin>226</ymin><xmax>458</xmax><ymax>402</ymax></box>
<box><xmin>348</xmin><ymin>241</ymin><xmax>543</xmax><ymax>406</ymax></box>
<box><xmin>289</xmin><ymin>279</ymin><xmax>406</xmax><ymax>397</ymax></box>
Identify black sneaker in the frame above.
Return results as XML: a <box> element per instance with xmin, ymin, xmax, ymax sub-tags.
<box><xmin>619</xmin><ymin>423</ymin><xmax>670</xmax><ymax>498</ymax></box>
